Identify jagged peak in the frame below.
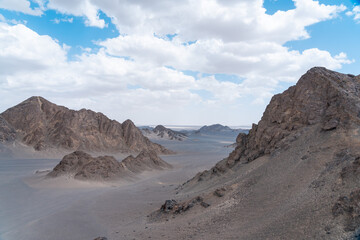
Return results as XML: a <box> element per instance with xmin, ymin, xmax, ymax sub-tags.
<box><xmin>299</xmin><ymin>67</ymin><xmax>358</xmax><ymax>88</ymax></box>
<box><xmin>24</xmin><ymin>96</ymin><xmax>50</xmax><ymax>105</ymax></box>
<box><xmin>122</xmin><ymin>119</ymin><xmax>136</xmax><ymax>127</ymax></box>
<box><xmin>154</xmin><ymin>125</ymin><xmax>167</xmax><ymax>131</ymax></box>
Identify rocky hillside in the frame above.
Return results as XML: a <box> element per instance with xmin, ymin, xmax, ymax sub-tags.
<box><xmin>0</xmin><ymin>97</ymin><xmax>170</xmax><ymax>155</ymax></box>
<box><xmin>152</xmin><ymin>67</ymin><xmax>360</xmax><ymax>239</ymax></box>
<box><xmin>0</xmin><ymin>115</ymin><xmax>16</xmax><ymax>143</ymax></box>
<box><xmin>122</xmin><ymin>150</ymin><xmax>172</xmax><ymax>173</ymax></box>
<box><xmin>142</xmin><ymin>125</ymin><xmax>187</xmax><ymax>141</ymax></box>
<box><xmin>48</xmin><ymin>150</ymin><xmax>171</xmax><ymax>181</ymax></box>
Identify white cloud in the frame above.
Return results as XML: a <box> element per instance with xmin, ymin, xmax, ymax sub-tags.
<box><xmin>346</xmin><ymin>6</ymin><xmax>360</xmax><ymax>22</ymax></box>
<box><xmin>0</xmin><ymin>0</ymin><xmax>43</xmax><ymax>16</ymax></box>
<box><xmin>0</xmin><ymin>1</ymin><xmax>354</xmax><ymax>125</ymax></box>
<box><xmin>47</xmin><ymin>0</ymin><xmax>106</xmax><ymax>28</ymax></box>
<box><xmin>52</xmin><ymin>17</ymin><xmax>73</xmax><ymax>24</ymax></box>
<box><xmin>46</xmin><ymin>0</ymin><xmax>345</xmax><ymax>43</ymax></box>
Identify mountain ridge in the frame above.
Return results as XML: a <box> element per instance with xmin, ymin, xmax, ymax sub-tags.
<box><xmin>141</xmin><ymin>125</ymin><xmax>187</xmax><ymax>141</ymax></box>
<box><xmin>0</xmin><ymin>96</ymin><xmax>170</xmax><ymax>156</ymax></box>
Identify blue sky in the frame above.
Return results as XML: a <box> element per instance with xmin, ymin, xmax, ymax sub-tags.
<box><xmin>0</xmin><ymin>0</ymin><xmax>359</xmax><ymax>125</ymax></box>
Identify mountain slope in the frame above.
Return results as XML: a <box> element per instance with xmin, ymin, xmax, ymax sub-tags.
<box><xmin>0</xmin><ymin>97</ymin><xmax>169</xmax><ymax>155</ymax></box>
<box><xmin>142</xmin><ymin>125</ymin><xmax>187</xmax><ymax>141</ymax></box>
<box><xmin>151</xmin><ymin>67</ymin><xmax>360</xmax><ymax>239</ymax></box>
<box><xmin>0</xmin><ymin>115</ymin><xmax>16</xmax><ymax>143</ymax></box>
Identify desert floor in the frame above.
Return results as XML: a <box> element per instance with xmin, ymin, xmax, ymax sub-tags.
<box><xmin>0</xmin><ymin>133</ymin><xmax>235</xmax><ymax>240</ymax></box>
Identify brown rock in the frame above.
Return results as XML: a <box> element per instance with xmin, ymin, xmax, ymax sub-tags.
<box><xmin>47</xmin><ymin>151</ymin><xmax>126</xmax><ymax>181</ymax></box>
<box><xmin>332</xmin><ymin>190</ymin><xmax>360</xmax><ymax>232</ymax></box>
<box><xmin>48</xmin><ymin>150</ymin><xmax>171</xmax><ymax>181</ymax></box>
<box><xmin>122</xmin><ymin>150</ymin><xmax>172</xmax><ymax>173</ymax></box>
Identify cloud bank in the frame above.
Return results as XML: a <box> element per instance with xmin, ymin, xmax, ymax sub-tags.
<box><xmin>0</xmin><ymin>0</ymin><xmax>352</xmax><ymax>125</ymax></box>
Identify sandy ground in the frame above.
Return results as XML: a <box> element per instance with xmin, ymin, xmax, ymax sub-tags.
<box><xmin>0</xmin><ymin>134</ymin><xmax>234</xmax><ymax>240</ymax></box>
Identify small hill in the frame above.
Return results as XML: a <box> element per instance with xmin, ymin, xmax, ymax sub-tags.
<box><xmin>196</xmin><ymin>124</ymin><xmax>232</xmax><ymax>133</ymax></box>
<box><xmin>122</xmin><ymin>150</ymin><xmax>172</xmax><ymax>173</ymax></box>
<box><xmin>0</xmin><ymin>97</ymin><xmax>170</xmax><ymax>156</ymax></box>
<box><xmin>48</xmin><ymin>150</ymin><xmax>172</xmax><ymax>181</ymax></box>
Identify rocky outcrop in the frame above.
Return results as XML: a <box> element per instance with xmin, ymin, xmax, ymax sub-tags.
<box><xmin>122</xmin><ymin>150</ymin><xmax>172</xmax><ymax>173</ymax></box>
<box><xmin>48</xmin><ymin>150</ymin><xmax>172</xmax><ymax>181</ymax></box>
<box><xmin>240</xmin><ymin>67</ymin><xmax>360</xmax><ymax>162</ymax></box>
<box><xmin>141</xmin><ymin>125</ymin><xmax>187</xmax><ymax>141</ymax></box>
<box><xmin>150</xmin><ymin>196</ymin><xmax>210</xmax><ymax>222</ymax></box>
<box><xmin>333</xmin><ymin>190</ymin><xmax>360</xmax><ymax>232</ymax></box>
<box><xmin>0</xmin><ymin>96</ymin><xmax>169</xmax><ymax>154</ymax></box>
<box><xmin>48</xmin><ymin>151</ymin><xmax>125</xmax><ymax>181</ymax></box>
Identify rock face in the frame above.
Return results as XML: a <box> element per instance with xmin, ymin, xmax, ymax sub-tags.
<box><xmin>48</xmin><ymin>150</ymin><xmax>171</xmax><ymax>181</ymax></box>
<box><xmin>122</xmin><ymin>150</ymin><xmax>172</xmax><ymax>173</ymax></box>
<box><xmin>167</xmin><ymin>67</ymin><xmax>360</xmax><ymax>239</ymax></box>
<box><xmin>0</xmin><ymin>96</ymin><xmax>169</xmax><ymax>154</ymax></box>
<box><xmin>141</xmin><ymin>125</ymin><xmax>187</xmax><ymax>141</ymax></box>
<box><xmin>0</xmin><ymin>115</ymin><xmax>16</xmax><ymax>143</ymax></box>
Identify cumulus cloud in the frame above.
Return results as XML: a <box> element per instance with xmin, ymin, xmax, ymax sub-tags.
<box><xmin>0</xmin><ymin>0</ymin><xmax>43</xmax><ymax>15</ymax></box>
<box><xmin>0</xmin><ymin>0</ymin><xmax>353</xmax><ymax>124</ymax></box>
<box><xmin>47</xmin><ymin>0</ymin><xmax>106</xmax><ymax>28</ymax></box>
<box><xmin>346</xmin><ymin>6</ymin><xmax>360</xmax><ymax>22</ymax></box>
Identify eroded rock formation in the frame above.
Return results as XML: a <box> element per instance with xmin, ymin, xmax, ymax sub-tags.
<box><xmin>48</xmin><ymin>150</ymin><xmax>172</xmax><ymax>181</ymax></box>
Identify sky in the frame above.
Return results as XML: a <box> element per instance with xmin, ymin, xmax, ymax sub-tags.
<box><xmin>0</xmin><ymin>0</ymin><xmax>359</xmax><ymax>126</ymax></box>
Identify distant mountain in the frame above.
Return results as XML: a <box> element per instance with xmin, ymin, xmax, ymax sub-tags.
<box><xmin>48</xmin><ymin>150</ymin><xmax>171</xmax><ymax>181</ymax></box>
<box><xmin>194</xmin><ymin>124</ymin><xmax>248</xmax><ymax>136</ymax></box>
<box><xmin>196</xmin><ymin>124</ymin><xmax>232</xmax><ymax>133</ymax></box>
<box><xmin>141</xmin><ymin>125</ymin><xmax>187</xmax><ymax>141</ymax></box>
<box><xmin>0</xmin><ymin>96</ymin><xmax>170</xmax><ymax>156</ymax></box>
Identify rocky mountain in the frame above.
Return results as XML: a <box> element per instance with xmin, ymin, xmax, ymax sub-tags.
<box><xmin>141</xmin><ymin>125</ymin><xmax>187</xmax><ymax>141</ymax></box>
<box><xmin>0</xmin><ymin>97</ymin><xmax>170</xmax><ymax>156</ymax></box>
<box><xmin>194</xmin><ymin>124</ymin><xmax>248</xmax><ymax>136</ymax></box>
<box><xmin>48</xmin><ymin>150</ymin><xmax>171</xmax><ymax>181</ymax></box>
<box><xmin>154</xmin><ymin>67</ymin><xmax>360</xmax><ymax>239</ymax></box>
